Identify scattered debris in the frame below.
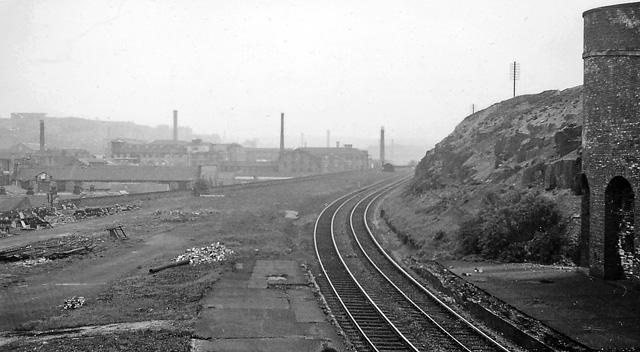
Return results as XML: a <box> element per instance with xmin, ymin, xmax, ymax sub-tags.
<box><xmin>148</xmin><ymin>259</ymin><xmax>190</xmax><ymax>274</ymax></box>
<box><xmin>0</xmin><ymin>203</ymin><xmax>141</xmax><ymax>232</ymax></box>
<box><xmin>284</xmin><ymin>210</ymin><xmax>299</xmax><ymax>219</ymax></box>
<box><xmin>158</xmin><ymin>208</ymin><xmax>220</xmax><ymax>222</ymax></box>
<box><xmin>174</xmin><ymin>242</ymin><xmax>234</xmax><ymax>265</ymax></box>
<box><xmin>148</xmin><ymin>243</ymin><xmax>234</xmax><ymax>274</ymax></box>
<box><xmin>0</xmin><ymin>236</ymin><xmax>97</xmax><ymax>263</ymax></box>
<box><xmin>160</xmin><ymin>210</ymin><xmax>195</xmax><ymax>223</ymax></box>
<box><xmin>474</xmin><ymin>267</ymin><xmax>483</xmax><ymax>273</ymax></box>
<box><xmin>72</xmin><ymin>204</ymin><xmax>140</xmax><ymax>220</ymax></box>
<box><xmin>12</xmin><ymin>258</ymin><xmax>51</xmax><ymax>267</ymax></box>
<box><xmin>106</xmin><ymin>226</ymin><xmax>128</xmax><ymax>240</ymax></box>
<box><xmin>62</xmin><ymin>296</ymin><xmax>85</xmax><ymax>310</ymax></box>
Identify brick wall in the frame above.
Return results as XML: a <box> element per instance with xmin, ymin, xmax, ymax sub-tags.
<box><xmin>583</xmin><ymin>3</ymin><xmax>640</xmax><ymax>282</ymax></box>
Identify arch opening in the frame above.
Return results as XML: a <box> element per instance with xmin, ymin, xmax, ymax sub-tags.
<box><xmin>580</xmin><ymin>174</ymin><xmax>590</xmax><ymax>267</ymax></box>
<box><xmin>604</xmin><ymin>176</ymin><xmax>635</xmax><ymax>280</ymax></box>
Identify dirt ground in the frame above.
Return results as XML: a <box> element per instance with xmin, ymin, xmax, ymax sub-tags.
<box><xmin>0</xmin><ymin>171</ymin><xmax>391</xmax><ymax>351</ymax></box>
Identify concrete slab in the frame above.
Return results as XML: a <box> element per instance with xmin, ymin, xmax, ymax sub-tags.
<box><xmin>248</xmin><ymin>260</ymin><xmax>307</xmax><ymax>288</ymax></box>
<box><xmin>194</xmin><ymin>259</ymin><xmax>345</xmax><ymax>351</ymax></box>
<box><xmin>288</xmin><ymin>288</ymin><xmax>327</xmax><ymax>323</ymax></box>
<box><xmin>195</xmin><ymin>308</ymin><xmax>302</xmax><ymax>338</ymax></box>
<box><xmin>443</xmin><ymin>260</ymin><xmax>640</xmax><ymax>350</ymax></box>
<box><xmin>203</xmin><ymin>288</ymin><xmax>289</xmax><ymax>309</ymax></box>
<box><xmin>192</xmin><ymin>337</ymin><xmax>334</xmax><ymax>352</ymax></box>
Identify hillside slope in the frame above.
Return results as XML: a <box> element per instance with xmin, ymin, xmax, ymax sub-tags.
<box><xmin>410</xmin><ymin>87</ymin><xmax>582</xmax><ymax>194</ymax></box>
<box><xmin>384</xmin><ymin>87</ymin><xmax>584</xmax><ymax>261</ymax></box>
<box><xmin>0</xmin><ymin>117</ymin><xmax>221</xmax><ymax>155</ymax></box>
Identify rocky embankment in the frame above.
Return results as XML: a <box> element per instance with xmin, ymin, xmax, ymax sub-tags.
<box><xmin>384</xmin><ymin>86</ymin><xmax>584</xmax><ymax>261</ymax></box>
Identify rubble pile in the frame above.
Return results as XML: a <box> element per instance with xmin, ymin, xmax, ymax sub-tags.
<box><xmin>175</xmin><ymin>242</ymin><xmax>234</xmax><ymax>265</ymax></box>
<box><xmin>71</xmin><ymin>204</ymin><xmax>141</xmax><ymax>220</ymax></box>
<box><xmin>160</xmin><ymin>210</ymin><xmax>195</xmax><ymax>223</ymax></box>
<box><xmin>0</xmin><ymin>236</ymin><xmax>97</xmax><ymax>263</ymax></box>
<box><xmin>12</xmin><ymin>258</ymin><xmax>51</xmax><ymax>267</ymax></box>
<box><xmin>159</xmin><ymin>208</ymin><xmax>219</xmax><ymax>223</ymax></box>
<box><xmin>0</xmin><ymin>203</ymin><xmax>141</xmax><ymax>234</ymax></box>
<box><xmin>1</xmin><ymin>212</ymin><xmax>52</xmax><ymax>235</ymax></box>
<box><xmin>44</xmin><ymin>213</ymin><xmax>77</xmax><ymax>226</ymax></box>
<box><xmin>62</xmin><ymin>296</ymin><xmax>85</xmax><ymax>310</ymax></box>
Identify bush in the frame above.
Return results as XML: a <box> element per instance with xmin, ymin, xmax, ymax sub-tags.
<box><xmin>456</xmin><ymin>188</ymin><xmax>570</xmax><ymax>264</ymax></box>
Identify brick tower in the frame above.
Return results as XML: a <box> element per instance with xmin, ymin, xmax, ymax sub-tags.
<box><xmin>582</xmin><ymin>2</ymin><xmax>640</xmax><ymax>282</ymax></box>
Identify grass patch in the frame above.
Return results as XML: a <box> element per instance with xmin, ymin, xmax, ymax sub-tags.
<box><xmin>4</xmin><ymin>329</ymin><xmax>192</xmax><ymax>352</ymax></box>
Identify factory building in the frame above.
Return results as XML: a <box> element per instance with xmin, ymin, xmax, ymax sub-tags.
<box><xmin>279</xmin><ymin>146</ymin><xmax>369</xmax><ymax>174</ymax></box>
<box><xmin>110</xmin><ymin>139</ymin><xmax>245</xmax><ymax>167</ymax></box>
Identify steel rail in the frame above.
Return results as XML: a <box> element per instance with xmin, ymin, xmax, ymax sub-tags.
<box><xmin>314</xmin><ymin>173</ymin><xmax>415</xmax><ymax>352</ymax></box>
<box><xmin>348</xmin><ymin>180</ymin><xmax>512</xmax><ymax>351</ymax></box>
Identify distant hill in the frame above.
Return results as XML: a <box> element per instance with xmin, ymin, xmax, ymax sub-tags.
<box><xmin>0</xmin><ymin>116</ymin><xmax>221</xmax><ymax>155</ymax></box>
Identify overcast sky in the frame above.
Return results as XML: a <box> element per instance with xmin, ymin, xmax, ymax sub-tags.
<box><xmin>0</xmin><ymin>0</ymin><xmax>624</xmax><ymax>148</ymax></box>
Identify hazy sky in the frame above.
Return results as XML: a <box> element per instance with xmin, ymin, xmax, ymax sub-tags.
<box><xmin>0</xmin><ymin>0</ymin><xmax>624</xmax><ymax>148</ymax></box>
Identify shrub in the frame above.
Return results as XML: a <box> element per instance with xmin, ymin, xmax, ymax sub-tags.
<box><xmin>456</xmin><ymin>188</ymin><xmax>570</xmax><ymax>263</ymax></box>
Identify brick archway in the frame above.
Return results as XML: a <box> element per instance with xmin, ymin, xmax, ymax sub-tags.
<box><xmin>604</xmin><ymin>176</ymin><xmax>635</xmax><ymax>280</ymax></box>
<box><xmin>580</xmin><ymin>174</ymin><xmax>590</xmax><ymax>267</ymax></box>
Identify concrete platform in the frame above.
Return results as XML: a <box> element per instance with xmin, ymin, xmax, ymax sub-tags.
<box><xmin>193</xmin><ymin>259</ymin><xmax>343</xmax><ymax>352</ymax></box>
<box><xmin>442</xmin><ymin>260</ymin><xmax>640</xmax><ymax>350</ymax></box>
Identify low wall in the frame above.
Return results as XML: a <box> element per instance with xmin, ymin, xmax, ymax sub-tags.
<box><xmin>61</xmin><ymin>170</ymin><xmax>368</xmax><ymax>208</ymax></box>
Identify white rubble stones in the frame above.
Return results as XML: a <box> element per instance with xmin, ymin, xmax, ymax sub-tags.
<box><xmin>284</xmin><ymin>210</ymin><xmax>299</xmax><ymax>219</ymax></box>
<box><xmin>63</xmin><ymin>296</ymin><xmax>86</xmax><ymax>310</ymax></box>
<box><xmin>175</xmin><ymin>242</ymin><xmax>234</xmax><ymax>266</ymax></box>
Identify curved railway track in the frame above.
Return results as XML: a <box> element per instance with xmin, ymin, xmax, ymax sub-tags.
<box><xmin>314</xmin><ymin>175</ymin><xmax>514</xmax><ymax>352</ymax></box>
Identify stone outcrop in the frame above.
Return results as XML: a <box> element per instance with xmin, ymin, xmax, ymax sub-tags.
<box><xmin>409</xmin><ymin>87</ymin><xmax>583</xmax><ymax>195</ymax></box>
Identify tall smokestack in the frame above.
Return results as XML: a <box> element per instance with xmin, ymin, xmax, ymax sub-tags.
<box><xmin>280</xmin><ymin>113</ymin><xmax>285</xmax><ymax>155</ymax></box>
<box><xmin>380</xmin><ymin>126</ymin><xmax>385</xmax><ymax>165</ymax></box>
<box><xmin>40</xmin><ymin>120</ymin><xmax>45</xmax><ymax>151</ymax></box>
<box><xmin>336</xmin><ymin>141</ymin><xmax>339</xmax><ymax>148</ymax></box>
<box><xmin>173</xmin><ymin>110</ymin><xmax>178</xmax><ymax>141</ymax></box>
<box><xmin>326</xmin><ymin>130</ymin><xmax>330</xmax><ymax>148</ymax></box>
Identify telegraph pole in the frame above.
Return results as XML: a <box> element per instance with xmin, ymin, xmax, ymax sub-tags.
<box><xmin>510</xmin><ymin>61</ymin><xmax>520</xmax><ymax>97</ymax></box>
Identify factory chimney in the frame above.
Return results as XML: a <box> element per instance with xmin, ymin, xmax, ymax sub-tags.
<box><xmin>173</xmin><ymin>110</ymin><xmax>178</xmax><ymax>141</ymax></box>
<box><xmin>326</xmin><ymin>130</ymin><xmax>330</xmax><ymax>148</ymax></box>
<box><xmin>40</xmin><ymin>120</ymin><xmax>45</xmax><ymax>151</ymax></box>
<box><xmin>279</xmin><ymin>113</ymin><xmax>285</xmax><ymax>157</ymax></box>
<box><xmin>380</xmin><ymin>126</ymin><xmax>385</xmax><ymax>165</ymax></box>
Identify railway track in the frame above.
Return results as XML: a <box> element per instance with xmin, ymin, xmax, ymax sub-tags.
<box><xmin>314</xmin><ymin>175</ymin><xmax>514</xmax><ymax>352</ymax></box>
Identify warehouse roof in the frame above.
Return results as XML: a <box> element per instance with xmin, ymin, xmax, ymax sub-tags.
<box><xmin>15</xmin><ymin>165</ymin><xmax>199</xmax><ymax>182</ymax></box>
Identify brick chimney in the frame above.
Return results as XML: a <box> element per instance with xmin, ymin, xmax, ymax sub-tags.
<box><xmin>40</xmin><ymin>120</ymin><xmax>45</xmax><ymax>151</ymax></box>
<box><xmin>279</xmin><ymin>113</ymin><xmax>284</xmax><ymax>156</ymax></box>
<box><xmin>173</xmin><ymin>110</ymin><xmax>178</xmax><ymax>141</ymax></box>
<box><xmin>380</xmin><ymin>126</ymin><xmax>385</xmax><ymax>165</ymax></box>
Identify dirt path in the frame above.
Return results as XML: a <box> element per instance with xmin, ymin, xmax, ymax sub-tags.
<box><xmin>0</xmin><ymin>226</ymin><xmax>191</xmax><ymax>330</ymax></box>
<box><xmin>0</xmin><ymin>196</ymin><xmax>199</xmax><ymax>330</ymax></box>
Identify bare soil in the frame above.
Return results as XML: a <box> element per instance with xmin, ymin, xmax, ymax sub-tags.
<box><xmin>0</xmin><ymin>171</ymin><xmax>390</xmax><ymax>351</ymax></box>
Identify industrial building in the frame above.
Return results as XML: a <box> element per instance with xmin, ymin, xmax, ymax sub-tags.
<box><xmin>279</xmin><ymin>146</ymin><xmax>369</xmax><ymax>174</ymax></box>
